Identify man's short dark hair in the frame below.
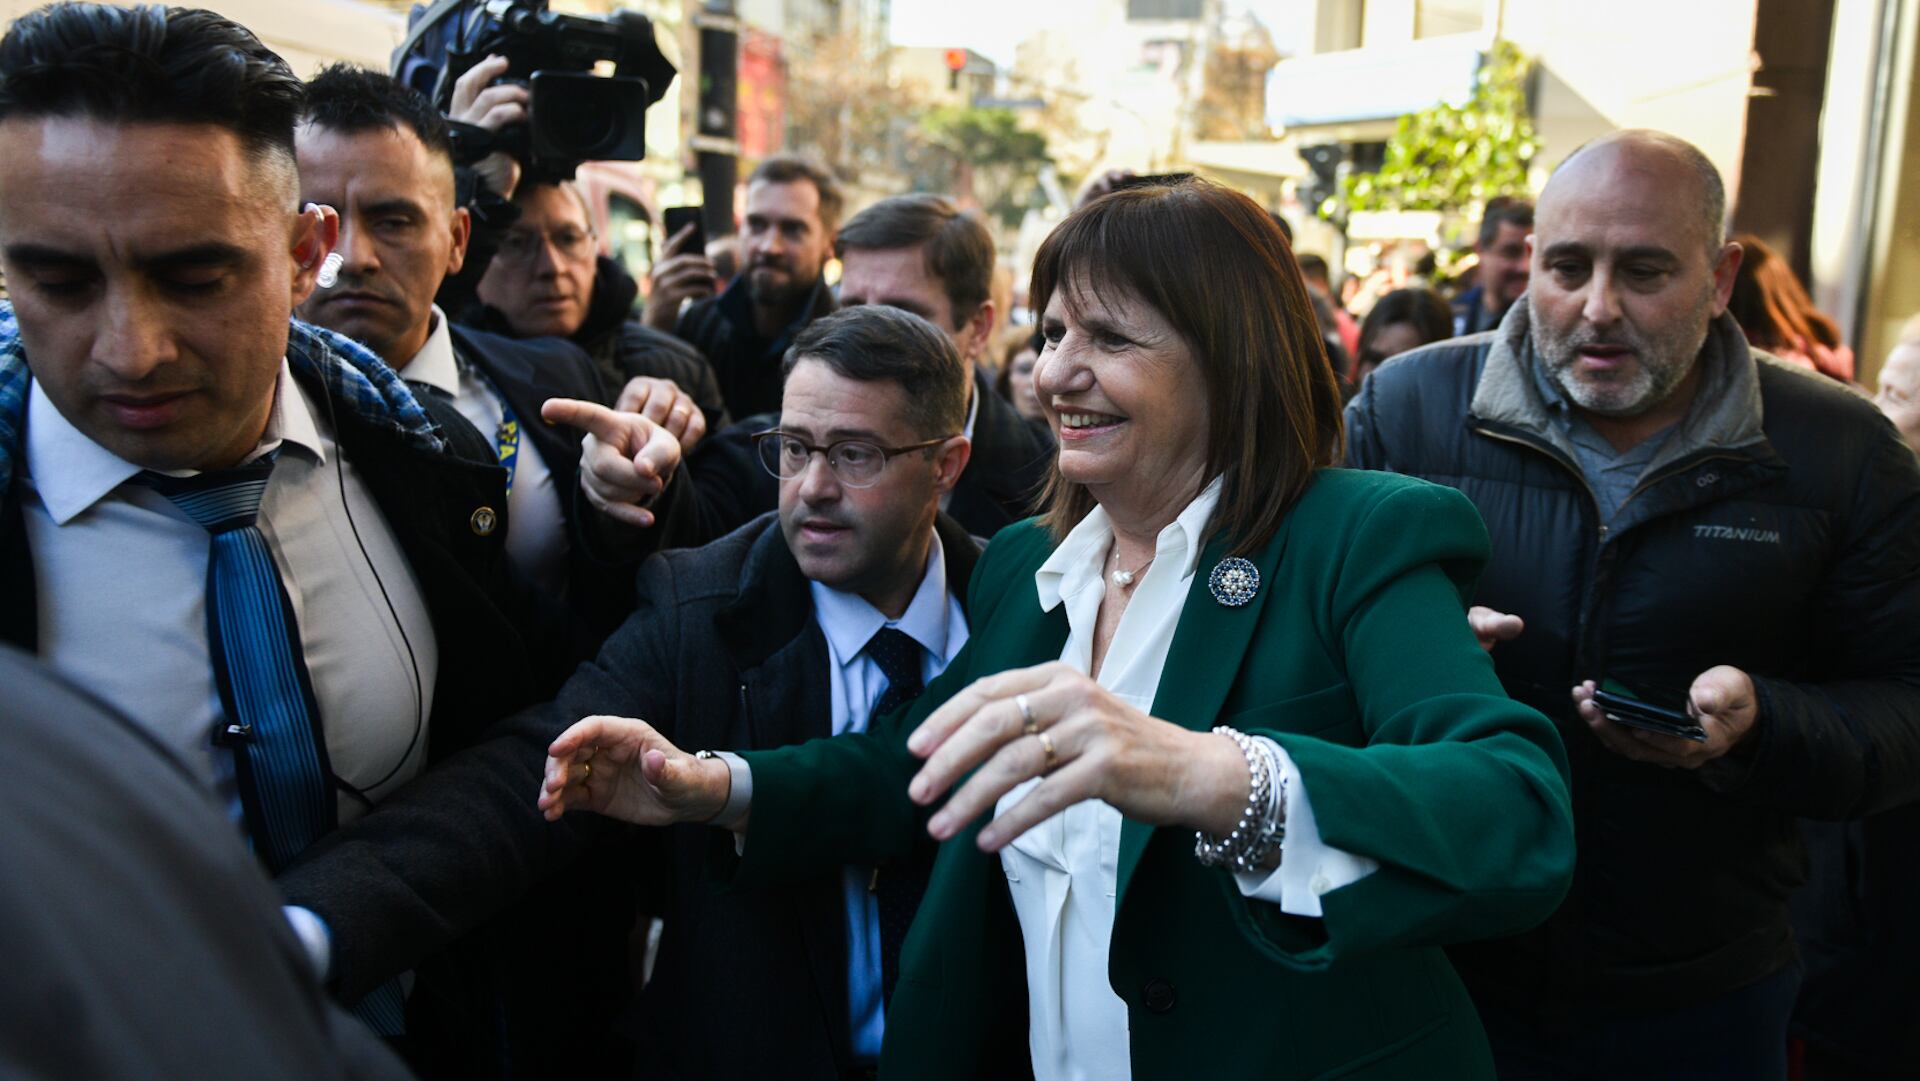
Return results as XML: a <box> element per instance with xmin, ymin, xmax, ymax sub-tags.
<box><xmin>749</xmin><ymin>154</ymin><xmax>844</xmax><ymax>231</ymax></box>
<box><xmin>1296</xmin><ymin>253</ymin><xmax>1330</xmax><ymax>286</ymax></box>
<box><xmin>301</xmin><ymin>63</ymin><xmax>452</xmax><ymax>162</ymax></box>
<box><xmin>1477</xmin><ymin>196</ymin><xmax>1534</xmax><ymax>247</ymax></box>
<box><xmin>836</xmin><ymin>194</ymin><xmax>994</xmax><ymax>330</ymax></box>
<box><xmin>781</xmin><ymin>305</ymin><xmax>967</xmax><ymax>440</ymax></box>
<box><xmin>0</xmin><ymin>3</ymin><xmax>303</xmax><ymax>168</ymax></box>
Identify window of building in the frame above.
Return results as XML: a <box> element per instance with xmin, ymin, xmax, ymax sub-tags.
<box><xmin>1415</xmin><ymin>0</ymin><xmax>1484</xmax><ymax>38</ymax></box>
<box><xmin>1127</xmin><ymin>0</ymin><xmax>1203</xmax><ymax>21</ymax></box>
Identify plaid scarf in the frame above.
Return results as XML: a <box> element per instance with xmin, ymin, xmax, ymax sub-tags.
<box><xmin>0</xmin><ymin>301</ymin><xmax>445</xmax><ymax>505</ymax></box>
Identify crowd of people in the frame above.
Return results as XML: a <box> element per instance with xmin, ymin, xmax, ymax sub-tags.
<box><xmin>2</xmin><ymin>5</ymin><xmax>1917</xmax><ymax>1081</ymax></box>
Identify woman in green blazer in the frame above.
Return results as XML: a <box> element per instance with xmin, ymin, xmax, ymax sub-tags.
<box><xmin>541</xmin><ymin>179</ymin><xmax>1575</xmax><ymax>1079</ymax></box>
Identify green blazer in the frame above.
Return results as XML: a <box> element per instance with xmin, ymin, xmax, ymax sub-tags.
<box><xmin>730</xmin><ymin>469</ymin><xmax>1575</xmax><ymax>1079</ymax></box>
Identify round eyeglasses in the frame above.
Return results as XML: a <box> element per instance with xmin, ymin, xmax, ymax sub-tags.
<box><xmin>495</xmin><ymin>225</ymin><xmax>596</xmax><ymax>265</ymax></box>
<box><xmin>752</xmin><ymin>430</ymin><xmax>951</xmax><ymax>488</ymax></box>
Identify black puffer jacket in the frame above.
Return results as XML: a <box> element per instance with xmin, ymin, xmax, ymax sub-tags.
<box><xmin>1345</xmin><ymin>307</ymin><xmax>1920</xmax><ymax>1023</ymax></box>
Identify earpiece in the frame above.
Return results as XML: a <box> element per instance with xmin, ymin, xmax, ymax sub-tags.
<box><xmin>314</xmin><ymin>253</ymin><xmax>343</xmax><ymax>290</ymax></box>
<box><xmin>300</xmin><ymin>202</ymin><xmax>343</xmax><ymax>288</ymax></box>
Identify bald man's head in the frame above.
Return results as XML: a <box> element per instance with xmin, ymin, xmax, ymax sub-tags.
<box><xmin>1526</xmin><ymin>130</ymin><xmax>1744</xmax><ymax>427</ymax></box>
<box><xmin>1551</xmin><ymin>130</ymin><xmax>1727</xmax><ymax>257</ymax></box>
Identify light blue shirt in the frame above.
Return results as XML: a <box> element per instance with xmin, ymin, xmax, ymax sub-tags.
<box><xmin>808</xmin><ymin>527</ymin><xmax>969</xmax><ymax>1060</ymax></box>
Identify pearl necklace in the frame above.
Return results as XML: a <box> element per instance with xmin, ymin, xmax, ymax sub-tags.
<box><xmin>1110</xmin><ymin>546</ymin><xmax>1155</xmax><ymax>588</ymax></box>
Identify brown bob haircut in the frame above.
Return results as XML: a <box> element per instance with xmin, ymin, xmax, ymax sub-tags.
<box><xmin>1031</xmin><ymin>178</ymin><xmax>1343</xmax><ymax>555</ymax></box>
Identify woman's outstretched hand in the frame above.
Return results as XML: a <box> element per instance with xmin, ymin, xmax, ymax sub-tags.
<box><xmin>538</xmin><ymin>715</ymin><xmax>734</xmax><ymax>827</ymax></box>
<box><xmin>904</xmin><ymin>662</ymin><xmax>1248</xmax><ymax>852</ymax></box>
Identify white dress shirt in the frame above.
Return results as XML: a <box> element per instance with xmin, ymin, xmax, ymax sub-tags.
<box><xmin>403</xmin><ymin>306</ymin><xmax>569</xmax><ymax>599</ymax></box>
<box><xmin>809</xmin><ymin>527</ymin><xmax>969</xmax><ymax>1060</ymax></box>
<box><xmin>1000</xmin><ymin>478</ymin><xmax>1377</xmax><ymax>1081</ymax></box>
<box><xmin>22</xmin><ymin>362</ymin><xmax>439</xmax><ymax>824</ymax></box>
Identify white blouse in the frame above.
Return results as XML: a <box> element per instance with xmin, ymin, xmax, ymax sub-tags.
<box><xmin>997</xmin><ymin>478</ymin><xmax>1376</xmax><ymax>1081</ymax></box>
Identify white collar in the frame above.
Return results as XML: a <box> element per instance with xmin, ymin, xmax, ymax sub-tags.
<box><xmin>810</xmin><ymin>526</ymin><xmax>953</xmax><ymax>666</ymax></box>
<box><xmin>397</xmin><ymin>305</ymin><xmax>459</xmax><ymax>396</ymax></box>
<box><xmin>1035</xmin><ymin>475</ymin><xmax>1224</xmax><ymax>613</ymax></box>
<box><xmin>26</xmin><ymin>359</ymin><xmax>322</xmax><ymax>525</ymax></box>
<box><xmin>963</xmin><ymin>376</ymin><xmax>980</xmax><ymax>443</ymax></box>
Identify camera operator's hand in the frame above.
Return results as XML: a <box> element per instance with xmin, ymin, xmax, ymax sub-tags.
<box><xmin>542</xmin><ymin>397</ymin><xmax>682</xmax><ymax>529</ymax></box>
<box><xmin>643</xmin><ymin>224</ymin><xmax>719</xmax><ymax>332</ymax></box>
<box><xmin>617</xmin><ymin>376</ymin><xmax>708</xmax><ymax>451</ymax></box>
<box><xmin>451</xmin><ymin>54</ymin><xmax>527</xmax><ymax>200</ymax></box>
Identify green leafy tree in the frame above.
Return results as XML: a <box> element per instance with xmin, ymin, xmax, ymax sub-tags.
<box><xmin>908</xmin><ymin>105</ymin><xmax>1053</xmax><ymax>229</ymax></box>
<box><xmin>1327</xmin><ymin>40</ymin><xmax>1538</xmax><ymax>219</ymax></box>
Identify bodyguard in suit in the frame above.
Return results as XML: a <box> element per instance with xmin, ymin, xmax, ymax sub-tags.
<box><xmin>0</xmin><ymin>4</ymin><xmax>561</xmax><ymax>1073</ymax></box>
<box><xmin>279</xmin><ymin>305</ymin><xmax>978</xmax><ymax>1080</ymax></box>
<box><xmin>294</xmin><ymin>64</ymin><xmax>680</xmax><ymax>641</ymax></box>
<box><xmin>582</xmin><ymin>194</ymin><xmax>1052</xmax><ymax>554</ymax></box>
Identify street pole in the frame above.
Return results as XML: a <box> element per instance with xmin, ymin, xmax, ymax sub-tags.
<box><xmin>693</xmin><ymin>1</ymin><xmax>740</xmax><ymax>237</ymax></box>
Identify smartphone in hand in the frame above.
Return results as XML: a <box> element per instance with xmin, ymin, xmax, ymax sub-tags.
<box><xmin>1591</xmin><ymin>684</ymin><xmax>1709</xmax><ymax>743</ymax></box>
<box><xmin>662</xmin><ymin>205</ymin><xmax>706</xmax><ymax>255</ymax></box>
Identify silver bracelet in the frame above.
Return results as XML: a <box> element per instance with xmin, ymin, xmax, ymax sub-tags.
<box><xmin>1248</xmin><ymin>736</ymin><xmax>1288</xmax><ymax>868</ymax></box>
<box><xmin>1194</xmin><ymin>726</ymin><xmax>1286</xmax><ymax>872</ymax></box>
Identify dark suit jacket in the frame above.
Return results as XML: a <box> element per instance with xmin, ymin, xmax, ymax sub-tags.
<box><xmin>641</xmin><ymin>370</ymin><xmax>1052</xmax><ymax>559</ymax></box>
<box><xmin>447</xmin><ymin>323</ymin><xmax>642</xmax><ymax>643</ymax></box>
<box><xmin>0</xmin><ymin>646</ymin><xmax>413</xmax><ymax>1081</ymax></box>
<box><xmin>279</xmin><ymin>511</ymin><xmax>981</xmax><ymax>1081</ymax></box>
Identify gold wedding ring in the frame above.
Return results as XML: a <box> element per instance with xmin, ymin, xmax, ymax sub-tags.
<box><xmin>1036</xmin><ymin>731</ymin><xmax>1057</xmax><ymax>773</ymax></box>
<box><xmin>1016</xmin><ymin>693</ymin><xmax>1037</xmax><ymax>736</ymax></box>
<box><xmin>579</xmin><ymin>759</ymin><xmax>593</xmax><ymax>782</ymax></box>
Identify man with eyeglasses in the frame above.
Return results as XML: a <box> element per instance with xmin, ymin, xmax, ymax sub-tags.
<box><xmin>278</xmin><ymin>304</ymin><xmax>977</xmax><ymax>1081</ymax></box>
<box><xmin>466</xmin><ymin>180</ymin><xmax>729</xmax><ymax>443</ymax></box>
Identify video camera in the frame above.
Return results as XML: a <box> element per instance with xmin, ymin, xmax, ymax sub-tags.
<box><xmin>392</xmin><ymin>0</ymin><xmax>677</xmax><ymax>182</ymax></box>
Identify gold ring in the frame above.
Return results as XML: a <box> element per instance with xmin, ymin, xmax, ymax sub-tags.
<box><xmin>579</xmin><ymin>760</ymin><xmax>593</xmax><ymax>782</ymax></box>
<box><xmin>1036</xmin><ymin>731</ymin><xmax>1056</xmax><ymax>773</ymax></box>
<box><xmin>1016</xmin><ymin>693</ymin><xmax>1037</xmax><ymax>736</ymax></box>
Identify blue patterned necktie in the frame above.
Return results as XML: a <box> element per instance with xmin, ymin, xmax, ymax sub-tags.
<box><xmin>141</xmin><ymin>453</ymin><xmax>408</xmax><ymax>1035</ymax></box>
<box><xmin>141</xmin><ymin>452</ymin><xmax>336</xmax><ymax>871</ymax></box>
<box><xmin>865</xmin><ymin>627</ymin><xmax>934</xmax><ymax>1003</ymax></box>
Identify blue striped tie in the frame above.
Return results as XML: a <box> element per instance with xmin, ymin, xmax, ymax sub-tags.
<box><xmin>142</xmin><ymin>454</ymin><xmax>409</xmax><ymax>1035</ymax></box>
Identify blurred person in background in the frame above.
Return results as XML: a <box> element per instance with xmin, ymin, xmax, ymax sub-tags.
<box><xmin>995</xmin><ymin>328</ymin><xmax>1045</xmax><ymax>424</ymax></box>
<box><xmin>466</xmin><ymin>179</ymin><xmax>727</xmax><ymax>435</ymax></box>
<box><xmin>645</xmin><ymin>155</ymin><xmax>840</xmax><ymax>418</ymax></box>
<box><xmin>1728</xmin><ymin>232</ymin><xmax>1855</xmax><ymax>382</ymax></box>
<box><xmin>1354</xmin><ymin>287</ymin><xmax>1456</xmax><ymax>385</ymax></box>
<box><xmin>1871</xmin><ymin>316</ymin><xmax>1920</xmax><ymax>454</ymax></box>
<box><xmin>1297</xmin><ymin>251</ymin><xmax>1360</xmax><ymax>359</ymax></box>
<box><xmin>1453</xmin><ymin>197</ymin><xmax>1533</xmax><ymax>336</ymax></box>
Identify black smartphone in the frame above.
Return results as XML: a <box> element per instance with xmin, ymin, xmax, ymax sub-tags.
<box><xmin>662</xmin><ymin>205</ymin><xmax>706</xmax><ymax>254</ymax></box>
<box><xmin>1591</xmin><ymin>688</ymin><xmax>1708</xmax><ymax>743</ymax></box>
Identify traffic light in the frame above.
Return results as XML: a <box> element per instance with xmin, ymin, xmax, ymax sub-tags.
<box><xmin>945</xmin><ymin>48</ymin><xmax>965</xmax><ymax>91</ymax></box>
